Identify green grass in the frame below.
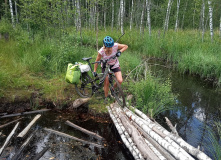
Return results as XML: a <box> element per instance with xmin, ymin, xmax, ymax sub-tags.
<box><xmin>1</xmin><ymin>22</ymin><xmax>221</xmax><ymax>113</ymax></box>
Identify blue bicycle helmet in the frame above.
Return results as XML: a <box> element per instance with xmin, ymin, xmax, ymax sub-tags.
<box><xmin>103</xmin><ymin>36</ymin><xmax>114</xmax><ymax>48</ymax></box>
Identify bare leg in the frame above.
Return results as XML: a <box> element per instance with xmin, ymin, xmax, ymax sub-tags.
<box><xmin>104</xmin><ymin>76</ymin><xmax>109</xmax><ymax>97</ymax></box>
<box><xmin>114</xmin><ymin>71</ymin><xmax>123</xmax><ymax>88</ymax></box>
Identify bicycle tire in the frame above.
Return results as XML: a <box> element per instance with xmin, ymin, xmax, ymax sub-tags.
<box><xmin>75</xmin><ymin>72</ymin><xmax>93</xmax><ymax>98</ymax></box>
<box><xmin>109</xmin><ymin>76</ymin><xmax>126</xmax><ymax>107</ymax></box>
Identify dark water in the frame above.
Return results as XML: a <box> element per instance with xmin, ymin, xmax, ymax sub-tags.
<box><xmin>0</xmin><ymin>109</ymin><xmax>134</xmax><ymax>160</ymax></box>
<box><xmin>151</xmin><ymin>60</ymin><xmax>221</xmax><ymax>159</ymax></box>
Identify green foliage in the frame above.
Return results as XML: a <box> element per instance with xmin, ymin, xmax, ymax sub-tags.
<box><xmin>0</xmin><ymin>18</ymin><xmax>13</xmax><ymax>34</ymax></box>
<box><xmin>203</xmin><ymin>122</ymin><xmax>221</xmax><ymax>160</ymax></box>
<box><xmin>128</xmin><ymin>73</ymin><xmax>176</xmax><ymax>118</ymax></box>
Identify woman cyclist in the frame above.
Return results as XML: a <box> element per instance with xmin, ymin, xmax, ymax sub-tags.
<box><xmin>93</xmin><ymin>36</ymin><xmax>128</xmax><ymax>102</ymax></box>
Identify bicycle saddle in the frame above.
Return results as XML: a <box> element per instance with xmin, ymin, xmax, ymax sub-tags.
<box><xmin>82</xmin><ymin>57</ymin><xmax>92</xmax><ymax>61</ymax></box>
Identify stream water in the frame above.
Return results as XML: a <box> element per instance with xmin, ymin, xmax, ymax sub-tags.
<box><xmin>0</xmin><ymin>61</ymin><xmax>221</xmax><ymax>160</ymax></box>
<box><xmin>151</xmin><ymin>60</ymin><xmax>221</xmax><ymax>159</ymax></box>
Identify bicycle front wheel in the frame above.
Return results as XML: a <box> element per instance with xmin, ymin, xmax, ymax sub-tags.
<box><xmin>109</xmin><ymin>76</ymin><xmax>126</xmax><ymax>107</ymax></box>
<box><xmin>75</xmin><ymin>73</ymin><xmax>93</xmax><ymax>98</ymax></box>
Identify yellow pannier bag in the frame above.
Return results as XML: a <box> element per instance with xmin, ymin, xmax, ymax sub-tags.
<box><xmin>65</xmin><ymin>63</ymin><xmax>81</xmax><ymax>84</ymax></box>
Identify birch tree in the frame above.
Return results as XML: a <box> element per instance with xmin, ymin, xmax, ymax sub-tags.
<box><xmin>175</xmin><ymin>0</ymin><xmax>180</xmax><ymax>31</ymax></box>
<box><xmin>111</xmin><ymin>0</ymin><xmax>114</xmax><ymax>31</ymax></box>
<box><xmin>208</xmin><ymin>0</ymin><xmax>213</xmax><ymax>42</ymax></box>
<box><xmin>146</xmin><ymin>0</ymin><xmax>151</xmax><ymax>36</ymax></box>
<box><xmin>76</xmin><ymin>0</ymin><xmax>81</xmax><ymax>31</ymax></box>
<box><xmin>202</xmin><ymin>0</ymin><xmax>205</xmax><ymax>41</ymax></box>
<box><xmin>219</xmin><ymin>15</ymin><xmax>221</xmax><ymax>38</ymax></box>
<box><xmin>164</xmin><ymin>0</ymin><xmax>173</xmax><ymax>35</ymax></box>
<box><xmin>15</xmin><ymin>0</ymin><xmax>18</xmax><ymax>23</ymax></box>
<box><xmin>181</xmin><ymin>0</ymin><xmax>188</xmax><ymax>29</ymax></box>
<box><xmin>140</xmin><ymin>0</ymin><xmax>145</xmax><ymax>35</ymax></box>
<box><xmin>103</xmin><ymin>1</ymin><xmax>106</xmax><ymax>32</ymax></box>
<box><xmin>130</xmin><ymin>0</ymin><xmax>134</xmax><ymax>31</ymax></box>
<box><xmin>120</xmin><ymin>0</ymin><xmax>124</xmax><ymax>34</ymax></box>
<box><xmin>9</xmin><ymin>0</ymin><xmax>14</xmax><ymax>28</ymax></box>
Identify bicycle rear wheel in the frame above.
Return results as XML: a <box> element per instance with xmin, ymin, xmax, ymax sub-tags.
<box><xmin>109</xmin><ymin>76</ymin><xmax>126</xmax><ymax>107</ymax></box>
<box><xmin>75</xmin><ymin>73</ymin><xmax>93</xmax><ymax>98</ymax></box>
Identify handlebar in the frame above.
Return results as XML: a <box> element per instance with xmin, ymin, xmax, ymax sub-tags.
<box><xmin>92</xmin><ymin>54</ymin><xmax>117</xmax><ymax>65</ymax></box>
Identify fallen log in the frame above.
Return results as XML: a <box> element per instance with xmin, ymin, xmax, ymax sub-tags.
<box><xmin>0</xmin><ymin>109</ymin><xmax>50</xmax><ymax>119</ymax></box>
<box><xmin>0</xmin><ymin>122</ymin><xmax>20</xmax><ymax>155</ymax></box>
<box><xmin>32</xmin><ymin>146</ymin><xmax>49</xmax><ymax>160</ymax></box>
<box><xmin>65</xmin><ymin>120</ymin><xmax>104</xmax><ymax>141</ymax></box>
<box><xmin>131</xmin><ymin>121</ymin><xmax>176</xmax><ymax>160</ymax></box>
<box><xmin>124</xmin><ymin>107</ymin><xmax>194</xmax><ymax>160</ymax></box>
<box><xmin>111</xmin><ymin>106</ymin><xmax>145</xmax><ymax>159</ymax></box>
<box><xmin>44</xmin><ymin>128</ymin><xmax>104</xmax><ymax>148</ymax></box>
<box><xmin>111</xmin><ymin>103</ymin><xmax>160</xmax><ymax>160</ymax></box>
<box><xmin>165</xmin><ymin>117</ymin><xmax>179</xmax><ymax>136</ymax></box>
<box><xmin>0</xmin><ymin>118</ymin><xmax>23</xmax><ymax>129</ymax></box>
<box><xmin>17</xmin><ymin>114</ymin><xmax>41</xmax><ymax>138</ymax></box>
<box><xmin>107</xmin><ymin>106</ymin><xmax>142</xmax><ymax>160</ymax></box>
<box><xmin>12</xmin><ymin>134</ymin><xmax>34</xmax><ymax>160</ymax></box>
<box><xmin>70</xmin><ymin>98</ymin><xmax>91</xmax><ymax>109</ymax></box>
<box><xmin>130</xmin><ymin>106</ymin><xmax>212</xmax><ymax>160</ymax></box>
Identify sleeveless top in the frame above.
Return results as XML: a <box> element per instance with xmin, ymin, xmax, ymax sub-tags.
<box><xmin>98</xmin><ymin>43</ymin><xmax>120</xmax><ymax>69</ymax></box>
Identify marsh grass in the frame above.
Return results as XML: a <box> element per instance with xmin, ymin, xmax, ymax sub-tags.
<box><xmin>1</xmin><ymin>22</ymin><xmax>221</xmax><ymax>110</ymax></box>
<box><xmin>201</xmin><ymin>122</ymin><xmax>221</xmax><ymax>160</ymax></box>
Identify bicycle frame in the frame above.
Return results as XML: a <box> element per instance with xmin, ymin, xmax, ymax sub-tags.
<box><xmin>82</xmin><ymin>56</ymin><xmax>117</xmax><ymax>95</ymax></box>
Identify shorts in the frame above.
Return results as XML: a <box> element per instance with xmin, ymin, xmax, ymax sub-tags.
<box><xmin>102</xmin><ymin>66</ymin><xmax>121</xmax><ymax>73</ymax></box>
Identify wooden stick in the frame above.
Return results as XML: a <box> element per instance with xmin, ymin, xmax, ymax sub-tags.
<box><xmin>132</xmin><ymin>121</ymin><xmax>176</xmax><ymax>160</ymax></box>
<box><xmin>44</xmin><ymin>128</ymin><xmax>104</xmax><ymax>148</ymax></box>
<box><xmin>0</xmin><ymin>118</ymin><xmax>23</xmax><ymax>129</ymax></box>
<box><xmin>65</xmin><ymin>120</ymin><xmax>104</xmax><ymax>141</ymax></box>
<box><xmin>124</xmin><ymin>107</ymin><xmax>194</xmax><ymax>160</ymax></box>
<box><xmin>12</xmin><ymin>134</ymin><xmax>34</xmax><ymax>160</ymax></box>
<box><xmin>32</xmin><ymin>146</ymin><xmax>49</xmax><ymax>160</ymax></box>
<box><xmin>71</xmin><ymin>98</ymin><xmax>91</xmax><ymax>109</ymax></box>
<box><xmin>0</xmin><ymin>109</ymin><xmax>50</xmax><ymax>119</ymax></box>
<box><xmin>165</xmin><ymin>117</ymin><xmax>179</xmax><ymax>136</ymax></box>
<box><xmin>0</xmin><ymin>122</ymin><xmax>20</xmax><ymax>155</ymax></box>
<box><xmin>111</xmin><ymin>103</ymin><xmax>160</xmax><ymax>160</ymax></box>
<box><xmin>17</xmin><ymin>114</ymin><xmax>41</xmax><ymax>138</ymax></box>
<box><xmin>107</xmin><ymin>106</ymin><xmax>142</xmax><ymax>160</ymax></box>
<box><xmin>131</xmin><ymin>106</ymin><xmax>212</xmax><ymax>160</ymax></box>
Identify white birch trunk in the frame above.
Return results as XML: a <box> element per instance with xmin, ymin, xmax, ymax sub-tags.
<box><xmin>124</xmin><ymin>108</ymin><xmax>195</xmax><ymax>160</ymax></box>
<box><xmin>130</xmin><ymin>0</ymin><xmax>134</xmax><ymax>31</ymax></box>
<box><xmin>111</xmin><ymin>0</ymin><xmax>114</xmax><ymax>31</ymax></box>
<box><xmin>9</xmin><ymin>0</ymin><xmax>15</xmax><ymax>28</ymax></box>
<box><xmin>181</xmin><ymin>0</ymin><xmax>188</xmax><ymax>29</ymax></box>
<box><xmin>193</xmin><ymin>3</ymin><xmax>196</xmax><ymax>28</ymax></box>
<box><xmin>104</xmin><ymin>1</ymin><xmax>106</xmax><ymax>32</ymax></box>
<box><xmin>146</xmin><ymin>0</ymin><xmax>151</xmax><ymax>36</ymax></box>
<box><xmin>140</xmin><ymin>1</ymin><xmax>145</xmax><ymax>35</ymax></box>
<box><xmin>120</xmin><ymin>0</ymin><xmax>124</xmax><ymax>34</ymax></box>
<box><xmin>208</xmin><ymin>0</ymin><xmax>213</xmax><ymax>42</ymax></box>
<box><xmin>129</xmin><ymin>107</ymin><xmax>212</xmax><ymax>160</ymax></box>
<box><xmin>175</xmin><ymin>0</ymin><xmax>180</xmax><ymax>31</ymax></box>
<box><xmin>76</xmin><ymin>0</ymin><xmax>81</xmax><ymax>31</ymax></box>
<box><xmin>202</xmin><ymin>0</ymin><xmax>205</xmax><ymax>41</ymax></box>
<box><xmin>15</xmin><ymin>0</ymin><xmax>18</xmax><ymax>23</ymax></box>
<box><xmin>94</xmin><ymin>3</ymin><xmax>96</xmax><ymax>31</ymax></box>
<box><xmin>107</xmin><ymin>106</ymin><xmax>143</xmax><ymax>160</ymax></box>
<box><xmin>164</xmin><ymin>0</ymin><xmax>173</xmax><ymax>34</ymax></box>
<box><xmin>220</xmin><ymin>16</ymin><xmax>221</xmax><ymax>38</ymax></box>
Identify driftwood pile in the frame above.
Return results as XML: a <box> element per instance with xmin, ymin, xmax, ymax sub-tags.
<box><xmin>0</xmin><ymin>109</ymin><xmax>104</xmax><ymax>159</ymax></box>
<box><xmin>107</xmin><ymin>102</ymin><xmax>212</xmax><ymax>160</ymax></box>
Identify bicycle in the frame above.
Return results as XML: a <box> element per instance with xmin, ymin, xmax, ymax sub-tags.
<box><xmin>75</xmin><ymin>54</ymin><xmax>126</xmax><ymax>107</ymax></box>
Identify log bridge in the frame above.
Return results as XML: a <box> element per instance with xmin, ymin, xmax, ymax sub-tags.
<box><xmin>107</xmin><ymin>102</ymin><xmax>212</xmax><ymax>160</ymax></box>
